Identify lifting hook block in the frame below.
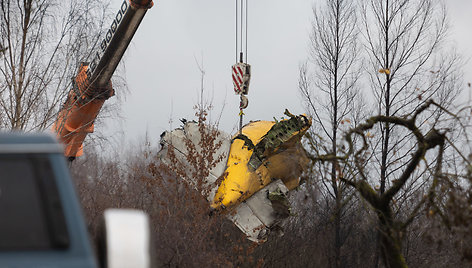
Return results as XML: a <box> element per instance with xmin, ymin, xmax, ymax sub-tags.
<box><xmin>240</xmin><ymin>95</ymin><xmax>248</xmax><ymax>109</ymax></box>
<box><xmin>232</xmin><ymin>62</ymin><xmax>251</xmax><ymax>95</ymax></box>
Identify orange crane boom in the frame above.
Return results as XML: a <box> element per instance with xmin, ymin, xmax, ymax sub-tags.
<box><xmin>52</xmin><ymin>0</ymin><xmax>153</xmax><ymax>160</ymax></box>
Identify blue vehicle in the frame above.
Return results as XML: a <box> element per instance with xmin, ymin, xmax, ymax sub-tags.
<box><xmin>0</xmin><ymin>133</ymin><xmax>150</xmax><ymax>268</ymax></box>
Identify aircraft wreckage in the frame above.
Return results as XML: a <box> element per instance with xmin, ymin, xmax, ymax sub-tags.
<box><xmin>158</xmin><ymin>110</ymin><xmax>311</xmax><ymax>242</ymax></box>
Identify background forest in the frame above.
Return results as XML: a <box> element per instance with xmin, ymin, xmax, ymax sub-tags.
<box><xmin>1</xmin><ymin>0</ymin><xmax>472</xmax><ymax>267</ymax></box>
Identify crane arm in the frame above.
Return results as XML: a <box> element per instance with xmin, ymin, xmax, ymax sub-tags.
<box><xmin>52</xmin><ymin>0</ymin><xmax>153</xmax><ymax>160</ymax></box>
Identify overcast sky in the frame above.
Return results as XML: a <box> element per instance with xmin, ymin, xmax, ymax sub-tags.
<box><xmin>105</xmin><ymin>0</ymin><xmax>472</xmax><ymax>146</ymax></box>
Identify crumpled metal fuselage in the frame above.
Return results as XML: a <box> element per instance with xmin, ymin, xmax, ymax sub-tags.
<box><xmin>211</xmin><ymin>111</ymin><xmax>312</xmax><ymax>210</ymax></box>
<box><xmin>158</xmin><ymin>111</ymin><xmax>312</xmax><ymax>242</ymax></box>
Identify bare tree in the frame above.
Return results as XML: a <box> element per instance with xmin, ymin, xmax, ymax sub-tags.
<box><xmin>423</xmin><ymin>102</ymin><xmax>472</xmax><ymax>263</ymax></box>
<box><xmin>0</xmin><ymin>0</ymin><xmax>114</xmax><ymax>131</ymax></box>
<box><xmin>360</xmin><ymin>0</ymin><xmax>456</xmax><ymax>192</ymax></box>
<box><xmin>312</xmin><ymin>100</ymin><xmax>456</xmax><ymax>267</ymax></box>
<box><xmin>299</xmin><ymin>0</ymin><xmax>363</xmax><ymax>266</ymax></box>
<box><xmin>358</xmin><ymin>0</ymin><xmax>461</xmax><ymax>266</ymax></box>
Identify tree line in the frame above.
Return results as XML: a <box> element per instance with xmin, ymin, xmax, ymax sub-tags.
<box><xmin>1</xmin><ymin>0</ymin><xmax>472</xmax><ymax>267</ymax></box>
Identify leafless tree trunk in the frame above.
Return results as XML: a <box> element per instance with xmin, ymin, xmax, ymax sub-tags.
<box><xmin>0</xmin><ymin>0</ymin><xmax>114</xmax><ymax>131</ymax></box>
<box><xmin>312</xmin><ymin>100</ymin><xmax>453</xmax><ymax>267</ymax></box>
<box><xmin>359</xmin><ymin>0</ymin><xmax>460</xmax><ymax>266</ymax></box>
<box><xmin>299</xmin><ymin>0</ymin><xmax>363</xmax><ymax>266</ymax></box>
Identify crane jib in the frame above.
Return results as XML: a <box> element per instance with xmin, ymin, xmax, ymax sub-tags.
<box><xmin>87</xmin><ymin>0</ymin><xmax>129</xmax><ymax>79</ymax></box>
<box><xmin>51</xmin><ymin>0</ymin><xmax>152</xmax><ymax>159</ymax></box>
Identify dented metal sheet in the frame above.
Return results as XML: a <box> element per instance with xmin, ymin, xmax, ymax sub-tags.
<box><xmin>227</xmin><ymin>202</ymin><xmax>267</xmax><ymax>242</ymax></box>
<box><xmin>246</xmin><ymin>180</ymin><xmax>289</xmax><ymax>226</ymax></box>
<box><xmin>228</xmin><ymin>180</ymin><xmax>289</xmax><ymax>242</ymax></box>
<box><xmin>158</xmin><ymin>121</ymin><xmax>231</xmax><ymax>201</ymax></box>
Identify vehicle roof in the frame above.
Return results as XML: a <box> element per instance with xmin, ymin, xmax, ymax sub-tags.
<box><xmin>0</xmin><ymin>132</ymin><xmax>63</xmax><ymax>153</ymax></box>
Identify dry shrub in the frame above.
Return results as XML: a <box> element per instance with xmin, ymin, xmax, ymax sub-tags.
<box><xmin>72</xmin><ymin>105</ymin><xmax>262</xmax><ymax>267</ymax></box>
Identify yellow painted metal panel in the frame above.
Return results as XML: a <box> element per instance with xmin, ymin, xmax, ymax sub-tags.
<box><xmin>211</xmin><ymin>113</ymin><xmax>311</xmax><ymax>210</ymax></box>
